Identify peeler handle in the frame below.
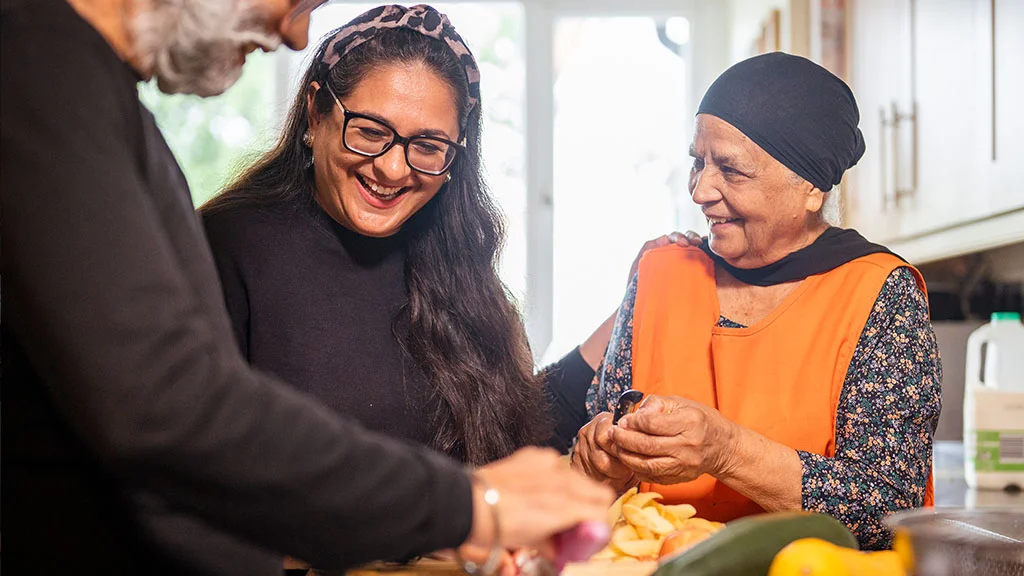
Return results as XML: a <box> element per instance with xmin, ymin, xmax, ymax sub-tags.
<box><xmin>612</xmin><ymin>390</ymin><xmax>645</xmax><ymax>425</ymax></box>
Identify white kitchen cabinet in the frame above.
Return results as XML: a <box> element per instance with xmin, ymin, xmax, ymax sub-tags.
<box><xmin>845</xmin><ymin>0</ymin><xmax>913</xmax><ymax>243</ymax></box>
<box><xmin>845</xmin><ymin>0</ymin><xmax>1024</xmax><ymax>263</ymax></box>
<box><xmin>988</xmin><ymin>0</ymin><xmax>1024</xmax><ymax>215</ymax></box>
<box><xmin>895</xmin><ymin>0</ymin><xmax>989</xmax><ymax>237</ymax></box>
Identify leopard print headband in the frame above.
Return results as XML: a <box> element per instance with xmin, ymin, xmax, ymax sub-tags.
<box><xmin>317</xmin><ymin>4</ymin><xmax>481</xmax><ymax>120</ymax></box>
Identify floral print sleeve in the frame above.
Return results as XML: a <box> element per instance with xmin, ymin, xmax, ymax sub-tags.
<box><xmin>585</xmin><ymin>273</ymin><xmax>638</xmax><ymax>419</ymax></box>
<box><xmin>584</xmin><ymin>267</ymin><xmax>941</xmax><ymax>550</ymax></box>
<box><xmin>800</xmin><ymin>267</ymin><xmax>942</xmax><ymax>550</ymax></box>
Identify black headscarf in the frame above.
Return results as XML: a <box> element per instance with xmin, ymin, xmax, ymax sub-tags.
<box><xmin>695</xmin><ymin>53</ymin><xmax>902</xmax><ymax>285</ymax></box>
<box><xmin>697</xmin><ymin>52</ymin><xmax>865</xmax><ymax>193</ymax></box>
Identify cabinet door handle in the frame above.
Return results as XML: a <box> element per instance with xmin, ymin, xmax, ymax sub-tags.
<box><xmin>892</xmin><ymin>101</ymin><xmax>902</xmax><ymax>203</ymax></box>
<box><xmin>909</xmin><ymin>101</ymin><xmax>918</xmax><ymax>196</ymax></box>
<box><xmin>894</xmin><ymin>101</ymin><xmax>918</xmax><ymax>201</ymax></box>
<box><xmin>880</xmin><ymin>106</ymin><xmax>889</xmax><ymax>212</ymax></box>
<box><xmin>883</xmin><ymin>101</ymin><xmax>918</xmax><ymax>207</ymax></box>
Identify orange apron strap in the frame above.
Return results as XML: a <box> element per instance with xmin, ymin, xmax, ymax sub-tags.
<box><xmin>923</xmin><ymin>471</ymin><xmax>935</xmax><ymax>507</ymax></box>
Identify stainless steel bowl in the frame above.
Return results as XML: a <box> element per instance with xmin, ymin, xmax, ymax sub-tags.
<box><xmin>886</xmin><ymin>508</ymin><xmax>1024</xmax><ymax>576</ymax></box>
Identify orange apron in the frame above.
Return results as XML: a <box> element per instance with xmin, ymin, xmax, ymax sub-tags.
<box><xmin>630</xmin><ymin>246</ymin><xmax>933</xmax><ymax>521</ymax></box>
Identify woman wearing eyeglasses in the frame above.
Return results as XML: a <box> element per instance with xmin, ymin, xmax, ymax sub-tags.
<box><xmin>199</xmin><ymin>5</ymin><xmax>661</xmax><ymax>466</ymax></box>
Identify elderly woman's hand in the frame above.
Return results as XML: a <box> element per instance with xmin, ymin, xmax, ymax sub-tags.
<box><xmin>608</xmin><ymin>396</ymin><xmax>738</xmax><ymax>485</ymax></box>
<box><xmin>571</xmin><ymin>412</ymin><xmax>638</xmax><ymax>494</ymax></box>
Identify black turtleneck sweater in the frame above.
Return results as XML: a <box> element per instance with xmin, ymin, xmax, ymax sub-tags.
<box><xmin>201</xmin><ymin>197</ymin><xmax>593</xmax><ymax>456</ymax></box>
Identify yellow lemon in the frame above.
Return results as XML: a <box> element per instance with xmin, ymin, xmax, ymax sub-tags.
<box><xmin>769</xmin><ymin>538</ymin><xmax>849</xmax><ymax>576</ymax></box>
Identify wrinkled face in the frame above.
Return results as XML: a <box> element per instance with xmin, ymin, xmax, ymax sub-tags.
<box><xmin>688</xmin><ymin>114</ymin><xmax>825</xmax><ymax>269</ymax></box>
<box><xmin>307</xmin><ymin>63</ymin><xmax>460</xmax><ymax>238</ymax></box>
<box><xmin>134</xmin><ymin>0</ymin><xmax>320</xmax><ymax>96</ymax></box>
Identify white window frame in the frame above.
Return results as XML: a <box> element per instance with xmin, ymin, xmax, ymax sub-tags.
<box><xmin>521</xmin><ymin>0</ymin><xmax>727</xmax><ymax>357</ymax></box>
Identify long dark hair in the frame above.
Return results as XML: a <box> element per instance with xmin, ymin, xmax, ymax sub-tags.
<box><xmin>201</xmin><ymin>27</ymin><xmax>551</xmax><ymax>465</ymax></box>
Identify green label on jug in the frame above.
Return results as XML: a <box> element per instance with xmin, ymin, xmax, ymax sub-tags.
<box><xmin>974</xmin><ymin>430</ymin><xmax>1024</xmax><ymax>472</ymax></box>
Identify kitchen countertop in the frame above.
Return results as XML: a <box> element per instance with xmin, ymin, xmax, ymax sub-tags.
<box><xmin>933</xmin><ymin>440</ymin><xmax>1024</xmax><ymax>508</ymax></box>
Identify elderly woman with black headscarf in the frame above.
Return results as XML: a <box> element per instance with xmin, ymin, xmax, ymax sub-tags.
<box><xmin>571</xmin><ymin>52</ymin><xmax>941</xmax><ymax>549</ymax></box>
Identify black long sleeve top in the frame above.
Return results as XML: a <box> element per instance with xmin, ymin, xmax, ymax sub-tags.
<box><xmin>202</xmin><ymin>196</ymin><xmax>596</xmax><ymax>457</ymax></box>
<box><xmin>1</xmin><ymin>0</ymin><xmax>475</xmax><ymax>572</ymax></box>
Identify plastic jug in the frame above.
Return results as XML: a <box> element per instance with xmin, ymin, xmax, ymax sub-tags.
<box><xmin>963</xmin><ymin>311</ymin><xmax>1024</xmax><ymax>490</ymax></box>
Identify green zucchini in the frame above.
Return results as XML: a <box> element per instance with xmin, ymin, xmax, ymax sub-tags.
<box><xmin>652</xmin><ymin>511</ymin><xmax>858</xmax><ymax>576</ymax></box>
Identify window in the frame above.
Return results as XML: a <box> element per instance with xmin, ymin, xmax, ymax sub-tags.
<box><xmin>143</xmin><ymin>0</ymin><xmax>715</xmax><ymax>362</ymax></box>
<box><xmin>547</xmin><ymin>16</ymin><xmax>691</xmax><ymax>361</ymax></box>
<box><xmin>139</xmin><ymin>51</ymin><xmax>278</xmax><ymax>208</ymax></box>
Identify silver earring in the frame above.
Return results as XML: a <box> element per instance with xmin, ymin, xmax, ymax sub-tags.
<box><xmin>445</xmin><ymin>173</ymin><xmax>452</xmax><ymax>183</ymax></box>
<box><xmin>302</xmin><ymin>131</ymin><xmax>314</xmax><ymax>169</ymax></box>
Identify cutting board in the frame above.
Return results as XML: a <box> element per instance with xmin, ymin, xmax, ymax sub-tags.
<box><xmin>343</xmin><ymin>559</ymin><xmax>657</xmax><ymax>576</ymax></box>
<box><xmin>563</xmin><ymin>560</ymin><xmax>658</xmax><ymax>576</ymax></box>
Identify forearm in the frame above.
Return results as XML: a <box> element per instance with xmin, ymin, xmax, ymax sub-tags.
<box><xmin>578</xmin><ymin>311</ymin><xmax>617</xmax><ymax>370</ymax></box>
<box><xmin>800</xmin><ymin>445</ymin><xmax>935</xmax><ymax>549</ymax></box>
<box><xmin>716</xmin><ymin>424</ymin><xmax>802</xmax><ymax>512</ymax></box>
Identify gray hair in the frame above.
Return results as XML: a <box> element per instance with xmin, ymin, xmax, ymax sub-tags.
<box><xmin>789</xmin><ymin>170</ymin><xmax>841</xmax><ymax>226</ymax></box>
<box><xmin>819</xmin><ymin>188</ymin><xmax>842</xmax><ymax>226</ymax></box>
<box><xmin>133</xmin><ymin>0</ymin><xmax>281</xmax><ymax>97</ymax></box>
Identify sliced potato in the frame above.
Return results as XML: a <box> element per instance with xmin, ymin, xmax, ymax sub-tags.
<box><xmin>660</xmin><ymin>503</ymin><xmax>697</xmax><ymax>526</ymax></box>
<box><xmin>607</xmin><ymin>487</ymin><xmax>638</xmax><ymax>527</ymax></box>
<box><xmin>634</xmin><ymin>525</ymin><xmax>655</xmax><ymax>540</ymax></box>
<box><xmin>624</xmin><ymin>491</ymin><xmax>663</xmax><ymax>509</ymax></box>
<box><xmin>649</xmin><ymin>502</ymin><xmax>678</xmax><ymax>530</ymax></box>
<box><xmin>594</xmin><ymin>488</ymin><xmax>720</xmax><ymax>563</ymax></box>
<box><xmin>588</xmin><ymin>546</ymin><xmax>619</xmax><ymax>561</ymax></box>
<box><xmin>619</xmin><ymin>504</ymin><xmax>645</xmax><ymax>529</ymax></box>
<box><xmin>642</xmin><ymin>507</ymin><xmax>678</xmax><ymax>536</ymax></box>
<box><xmin>622</xmin><ymin>504</ymin><xmax>676</xmax><ymax>536</ymax></box>
<box><xmin>611</xmin><ymin>523</ymin><xmax>639</xmax><ymax>543</ymax></box>
<box><xmin>611</xmin><ymin>537</ymin><xmax>663</xmax><ymax>559</ymax></box>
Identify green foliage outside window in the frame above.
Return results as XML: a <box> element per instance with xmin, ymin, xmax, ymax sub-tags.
<box><xmin>139</xmin><ymin>52</ymin><xmax>278</xmax><ymax>208</ymax></box>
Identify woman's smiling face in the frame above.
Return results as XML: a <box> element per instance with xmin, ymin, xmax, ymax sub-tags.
<box><xmin>307</xmin><ymin>62</ymin><xmax>460</xmax><ymax>238</ymax></box>
<box><xmin>688</xmin><ymin>113</ymin><xmax>827</xmax><ymax>268</ymax></box>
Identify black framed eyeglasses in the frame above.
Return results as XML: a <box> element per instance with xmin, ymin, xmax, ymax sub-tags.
<box><xmin>324</xmin><ymin>84</ymin><xmax>464</xmax><ymax>176</ymax></box>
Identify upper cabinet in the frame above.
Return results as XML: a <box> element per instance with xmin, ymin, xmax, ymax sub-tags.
<box><xmin>900</xmin><ymin>0</ymin><xmax>988</xmax><ymax>236</ymax></box>
<box><xmin>990</xmin><ymin>0</ymin><xmax>1024</xmax><ymax>213</ymax></box>
<box><xmin>845</xmin><ymin>0</ymin><xmax>913</xmax><ymax>244</ymax></box>
<box><xmin>845</xmin><ymin>0</ymin><xmax>1024</xmax><ymax>263</ymax></box>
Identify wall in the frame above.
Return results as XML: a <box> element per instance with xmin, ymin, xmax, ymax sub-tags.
<box><xmin>689</xmin><ymin>0</ymin><xmax>731</xmax><ymax>104</ymax></box>
<box><xmin>724</xmin><ymin>0</ymin><xmax>821</xmax><ymax>65</ymax></box>
<box><xmin>727</xmin><ymin>0</ymin><xmax>790</xmax><ymax>63</ymax></box>
<box><xmin>988</xmin><ymin>242</ymin><xmax>1024</xmax><ymax>284</ymax></box>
